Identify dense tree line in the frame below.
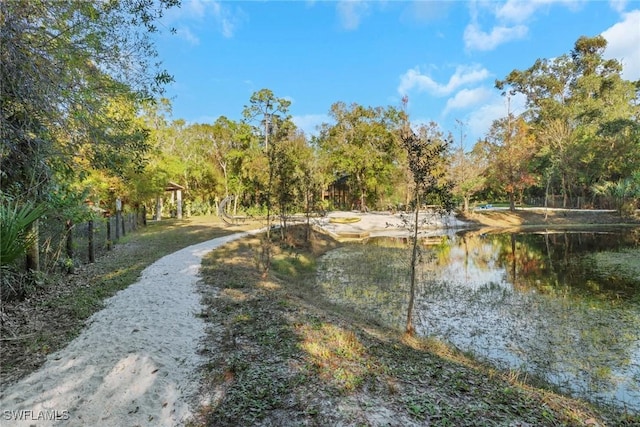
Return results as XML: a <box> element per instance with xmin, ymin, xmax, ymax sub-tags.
<box><xmin>2</xmin><ymin>17</ymin><xmax>639</xmax><ymax>282</ymax></box>
<box><xmin>126</xmin><ymin>36</ymin><xmax>638</xmax><ymax>222</ymax></box>
<box><xmin>1</xmin><ymin>0</ymin><xmax>178</xmax><ymax>278</ymax></box>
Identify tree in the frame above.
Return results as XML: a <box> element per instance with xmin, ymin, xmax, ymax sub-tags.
<box><xmin>242</xmin><ymin>88</ymin><xmax>292</xmax><ymax>152</ymax></box>
<box><xmin>496</xmin><ymin>35</ymin><xmax>640</xmax><ymax>208</ymax></box>
<box><xmin>317</xmin><ymin>102</ymin><xmax>402</xmax><ymax>211</ymax></box>
<box><xmin>592</xmin><ymin>178</ymin><xmax>640</xmax><ymax>216</ymax></box>
<box><xmin>0</xmin><ymin>198</ymin><xmax>46</xmax><ymax>268</ymax></box>
<box><xmin>1</xmin><ymin>0</ymin><xmax>178</xmax><ymax>271</ymax></box>
<box><xmin>271</xmin><ymin>129</ymin><xmax>312</xmax><ymax>236</ymax></box>
<box><xmin>448</xmin><ymin>120</ymin><xmax>487</xmax><ymax>212</ymax></box>
<box><xmin>400</xmin><ymin>98</ymin><xmax>453</xmax><ymax>335</ymax></box>
<box><xmin>1</xmin><ymin>0</ymin><xmax>176</xmax><ymax>195</ymax></box>
<box><xmin>242</xmin><ymin>89</ymin><xmax>293</xmax><ymax>275</ymax></box>
<box><xmin>485</xmin><ymin>112</ymin><xmax>537</xmax><ymax>211</ymax></box>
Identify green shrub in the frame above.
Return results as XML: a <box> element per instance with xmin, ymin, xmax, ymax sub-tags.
<box><xmin>0</xmin><ymin>197</ymin><xmax>46</xmax><ymax>268</ymax></box>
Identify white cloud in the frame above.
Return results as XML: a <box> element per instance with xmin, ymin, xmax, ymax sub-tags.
<box><xmin>609</xmin><ymin>0</ymin><xmax>628</xmax><ymax>13</ymax></box>
<box><xmin>398</xmin><ymin>65</ymin><xmax>491</xmax><ymax>97</ymax></box>
<box><xmin>467</xmin><ymin>0</ymin><xmax>584</xmax><ymax>51</ymax></box>
<box><xmin>176</xmin><ymin>26</ymin><xmax>200</xmax><ymax>45</ymax></box>
<box><xmin>496</xmin><ymin>0</ymin><xmax>545</xmax><ymax>23</ymax></box>
<box><xmin>400</xmin><ymin>1</ymin><xmax>453</xmax><ymax>23</ymax></box>
<box><xmin>292</xmin><ymin>114</ymin><xmax>332</xmax><ymax>137</ymax></box>
<box><xmin>336</xmin><ymin>0</ymin><xmax>369</xmax><ymax>30</ymax></box>
<box><xmin>463</xmin><ymin>22</ymin><xmax>528</xmax><ymax>51</ymax></box>
<box><xmin>162</xmin><ymin>0</ymin><xmax>245</xmax><ymax>39</ymax></box>
<box><xmin>443</xmin><ymin>87</ymin><xmax>494</xmax><ymax>116</ymax></box>
<box><xmin>211</xmin><ymin>2</ymin><xmax>247</xmax><ymax>38</ymax></box>
<box><xmin>602</xmin><ymin>10</ymin><xmax>640</xmax><ymax>81</ymax></box>
<box><xmin>496</xmin><ymin>0</ymin><xmax>580</xmax><ymax>23</ymax></box>
<box><xmin>467</xmin><ymin>93</ymin><xmax>527</xmax><ymax>141</ymax></box>
<box><xmin>168</xmin><ymin>0</ymin><xmax>205</xmax><ymax>19</ymax></box>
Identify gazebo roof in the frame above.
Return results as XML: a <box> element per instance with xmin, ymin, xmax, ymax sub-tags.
<box><xmin>165</xmin><ymin>181</ymin><xmax>185</xmax><ymax>191</ymax></box>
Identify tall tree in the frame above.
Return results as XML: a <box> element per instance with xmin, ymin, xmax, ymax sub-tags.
<box><xmin>1</xmin><ymin>0</ymin><xmax>178</xmax><ymax>270</ymax></box>
<box><xmin>485</xmin><ymin>112</ymin><xmax>537</xmax><ymax>211</ymax></box>
<box><xmin>448</xmin><ymin>120</ymin><xmax>487</xmax><ymax>212</ymax></box>
<box><xmin>400</xmin><ymin>109</ymin><xmax>453</xmax><ymax>335</ymax></box>
<box><xmin>242</xmin><ymin>88</ymin><xmax>292</xmax><ymax>153</ymax></box>
<box><xmin>496</xmin><ymin>35</ymin><xmax>640</xmax><ymax>207</ymax></box>
<box><xmin>317</xmin><ymin>102</ymin><xmax>402</xmax><ymax>211</ymax></box>
<box><xmin>242</xmin><ymin>89</ymin><xmax>293</xmax><ymax>275</ymax></box>
<box><xmin>1</xmin><ymin>0</ymin><xmax>177</xmax><ymax>198</ymax></box>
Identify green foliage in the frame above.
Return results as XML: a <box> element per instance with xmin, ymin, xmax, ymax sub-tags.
<box><xmin>494</xmin><ymin>35</ymin><xmax>640</xmax><ymax>208</ymax></box>
<box><xmin>0</xmin><ymin>196</ymin><xmax>47</xmax><ymax>267</ymax></box>
<box><xmin>592</xmin><ymin>178</ymin><xmax>640</xmax><ymax>216</ymax></box>
<box><xmin>1</xmin><ymin>0</ymin><xmax>177</xmax><ymax>227</ymax></box>
<box><xmin>317</xmin><ymin>102</ymin><xmax>403</xmax><ymax>210</ymax></box>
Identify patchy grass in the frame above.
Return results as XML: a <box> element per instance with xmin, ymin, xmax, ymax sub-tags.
<box><xmin>585</xmin><ymin>248</ymin><xmax>640</xmax><ymax>282</ymax></box>
<box><xmin>193</xmin><ymin>224</ymin><xmax>637</xmax><ymax>427</ymax></box>
<box><xmin>463</xmin><ymin>208</ymin><xmax>640</xmax><ymax>230</ymax></box>
<box><xmin>0</xmin><ymin>215</ymin><xmax>261</xmax><ymax>386</ymax></box>
<box><xmin>4</xmin><ymin>214</ymin><xmax>638</xmax><ymax>426</ymax></box>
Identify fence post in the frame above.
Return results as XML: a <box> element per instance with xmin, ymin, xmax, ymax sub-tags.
<box><xmin>107</xmin><ymin>217</ymin><xmax>112</xmax><ymax>250</ymax></box>
<box><xmin>115</xmin><ymin>198</ymin><xmax>122</xmax><ymax>240</ymax></box>
<box><xmin>66</xmin><ymin>219</ymin><xmax>74</xmax><ymax>273</ymax></box>
<box><xmin>88</xmin><ymin>220</ymin><xmax>95</xmax><ymax>263</ymax></box>
<box><xmin>115</xmin><ymin>212</ymin><xmax>121</xmax><ymax>240</ymax></box>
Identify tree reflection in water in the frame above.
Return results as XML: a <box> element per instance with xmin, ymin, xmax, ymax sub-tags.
<box><xmin>315</xmin><ymin>228</ymin><xmax>640</xmax><ymax>412</ymax></box>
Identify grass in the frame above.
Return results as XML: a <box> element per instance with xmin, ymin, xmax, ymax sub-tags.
<box><xmin>193</xmin><ymin>224</ymin><xmax>639</xmax><ymax>427</ymax></box>
<box><xmin>43</xmin><ymin>217</ymin><xmax>258</xmax><ymax>323</ymax></box>
<box><xmin>4</xmin><ymin>216</ymin><xmax>638</xmax><ymax>425</ymax></box>
<box><xmin>0</xmin><ymin>215</ymin><xmax>262</xmax><ymax>385</ymax></box>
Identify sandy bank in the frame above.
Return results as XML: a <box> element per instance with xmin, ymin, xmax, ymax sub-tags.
<box><xmin>0</xmin><ymin>232</ymin><xmax>252</xmax><ymax>427</ymax></box>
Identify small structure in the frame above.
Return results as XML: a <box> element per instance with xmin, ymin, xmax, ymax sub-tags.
<box><xmin>155</xmin><ymin>182</ymin><xmax>185</xmax><ymax>220</ymax></box>
<box><xmin>323</xmin><ymin>174</ymin><xmax>350</xmax><ymax>209</ymax></box>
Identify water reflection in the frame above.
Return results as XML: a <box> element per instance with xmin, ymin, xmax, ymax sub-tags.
<box><xmin>316</xmin><ymin>228</ymin><xmax>640</xmax><ymax>412</ymax></box>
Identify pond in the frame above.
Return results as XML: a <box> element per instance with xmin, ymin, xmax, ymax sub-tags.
<box><xmin>316</xmin><ymin>227</ymin><xmax>640</xmax><ymax>412</ymax></box>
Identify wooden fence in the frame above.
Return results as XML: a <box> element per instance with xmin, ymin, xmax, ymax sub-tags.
<box><xmin>39</xmin><ymin>212</ymin><xmax>144</xmax><ymax>272</ymax></box>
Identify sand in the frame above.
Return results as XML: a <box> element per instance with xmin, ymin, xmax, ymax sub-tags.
<box><xmin>0</xmin><ymin>232</ymin><xmax>253</xmax><ymax>427</ymax></box>
<box><xmin>317</xmin><ymin>210</ymin><xmax>471</xmax><ymax>238</ymax></box>
<box><xmin>0</xmin><ymin>212</ymin><xmax>465</xmax><ymax>427</ymax></box>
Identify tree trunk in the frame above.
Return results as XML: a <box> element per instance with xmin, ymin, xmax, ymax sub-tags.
<box><xmin>561</xmin><ymin>174</ymin><xmax>568</xmax><ymax>209</ymax></box>
<box><xmin>88</xmin><ymin>220</ymin><xmax>95</xmax><ymax>263</ymax></box>
<box><xmin>406</xmin><ymin>193</ymin><xmax>420</xmax><ymax>336</ymax></box>
<box><xmin>155</xmin><ymin>196</ymin><xmax>162</xmax><ymax>221</ymax></box>
<box><xmin>25</xmin><ymin>219</ymin><xmax>40</xmax><ymax>271</ymax></box>
<box><xmin>222</xmin><ymin>163</ymin><xmax>229</xmax><ymax>197</ymax></box>
<box><xmin>233</xmin><ymin>193</ymin><xmax>239</xmax><ymax>216</ymax></box>
<box><xmin>66</xmin><ymin>219</ymin><xmax>74</xmax><ymax>273</ymax></box>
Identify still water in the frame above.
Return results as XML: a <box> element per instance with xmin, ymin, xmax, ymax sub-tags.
<box><xmin>316</xmin><ymin>228</ymin><xmax>640</xmax><ymax>412</ymax></box>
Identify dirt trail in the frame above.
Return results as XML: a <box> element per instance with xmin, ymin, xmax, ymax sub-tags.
<box><xmin>0</xmin><ymin>232</ymin><xmax>250</xmax><ymax>427</ymax></box>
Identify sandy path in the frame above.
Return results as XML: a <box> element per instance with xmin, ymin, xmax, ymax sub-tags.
<box><xmin>0</xmin><ymin>232</ymin><xmax>251</xmax><ymax>427</ymax></box>
<box><xmin>317</xmin><ymin>210</ymin><xmax>470</xmax><ymax>237</ymax></box>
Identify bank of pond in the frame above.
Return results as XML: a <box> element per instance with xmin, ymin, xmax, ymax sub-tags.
<box><xmin>315</xmin><ymin>227</ymin><xmax>640</xmax><ymax>413</ymax></box>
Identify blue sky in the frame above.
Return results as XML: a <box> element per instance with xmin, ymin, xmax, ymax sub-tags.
<box><xmin>154</xmin><ymin>0</ymin><xmax>640</xmax><ymax>147</ymax></box>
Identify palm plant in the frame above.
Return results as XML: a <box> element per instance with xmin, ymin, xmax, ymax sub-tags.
<box><xmin>592</xmin><ymin>178</ymin><xmax>639</xmax><ymax>216</ymax></box>
<box><xmin>0</xmin><ymin>197</ymin><xmax>46</xmax><ymax>267</ymax></box>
